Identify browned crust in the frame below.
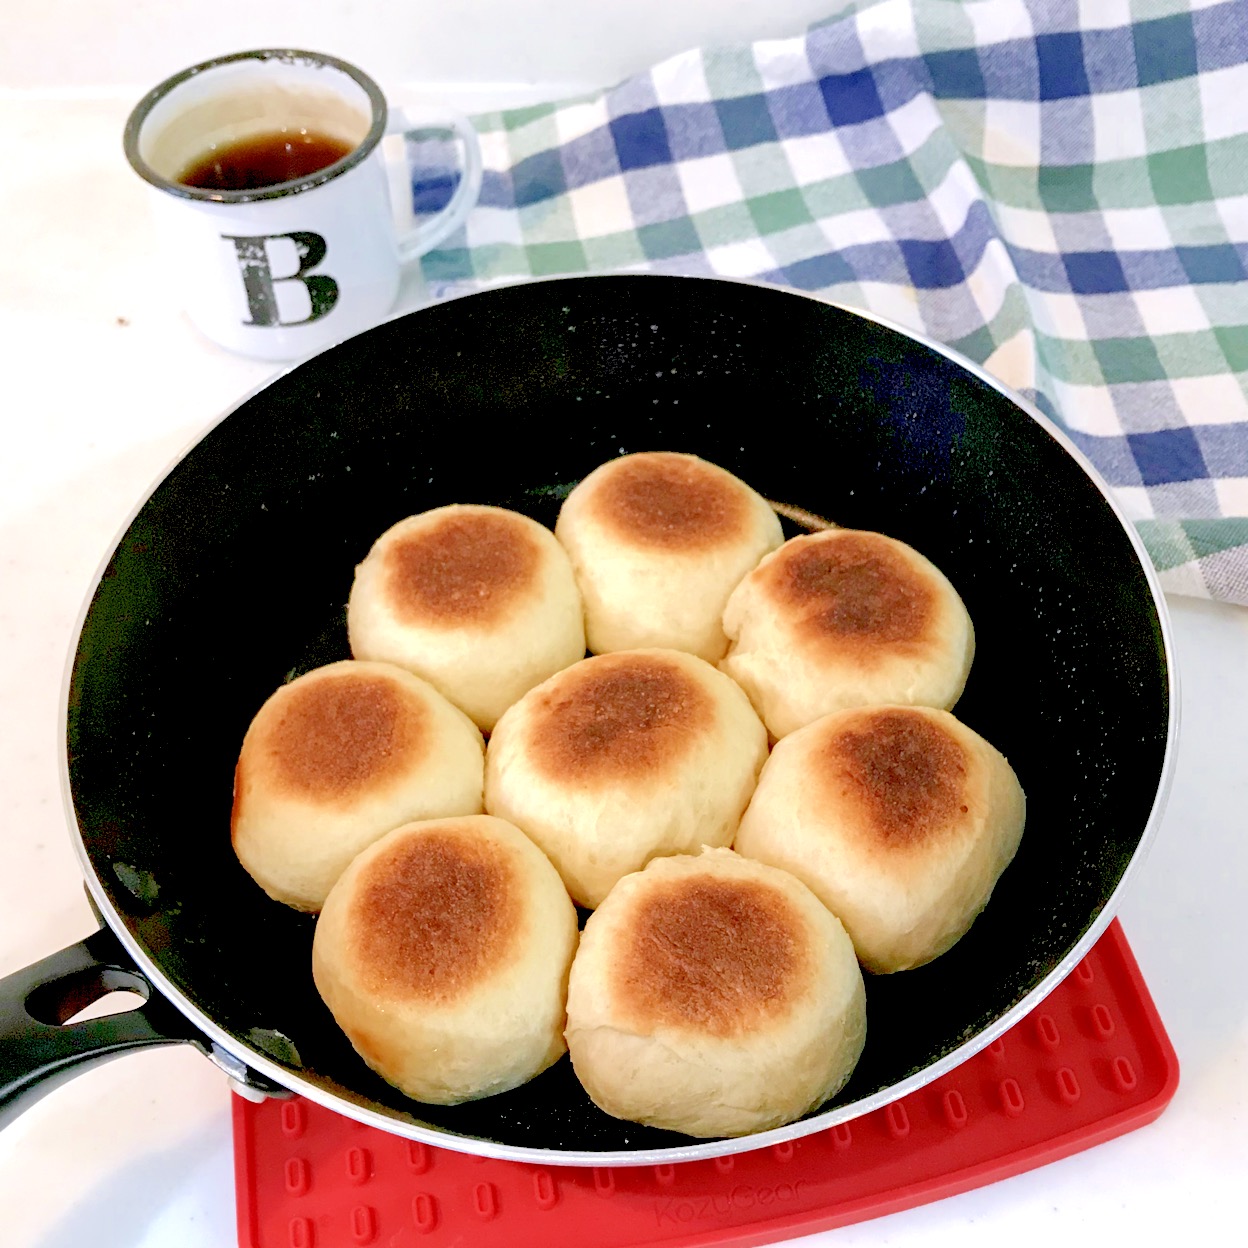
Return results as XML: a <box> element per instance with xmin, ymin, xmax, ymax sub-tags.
<box><xmin>381</xmin><ymin>509</ymin><xmax>542</xmax><ymax>627</ymax></box>
<box><xmin>583</xmin><ymin>453</ymin><xmax>754</xmax><ymax>552</ymax></box>
<box><xmin>763</xmin><ymin>531</ymin><xmax>938</xmax><ymax>660</ymax></box>
<box><xmin>816</xmin><ymin>708</ymin><xmax>970</xmax><ymax>850</ymax></box>
<box><xmin>242</xmin><ymin>670</ymin><xmax>427</xmax><ymax>807</ymax></box>
<box><xmin>522</xmin><ymin>652</ymin><xmax>715</xmax><ymax>784</ymax></box>
<box><xmin>345</xmin><ymin>825</ymin><xmax>523</xmax><ymax>1003</ymax></box>
<box><xmin>609</xmin><ymin>873</ymin><xmax>811</xmax><ymax>1037</ymax></box>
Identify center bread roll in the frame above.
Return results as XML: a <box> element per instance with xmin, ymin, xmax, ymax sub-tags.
<box><xmin>720</xmin><ymin>528</ymin><xmax>975</xmax><ymax>739</ymax></box>
<box><xmin>554</xmin><ymin>451</ymin><xmax>784</xmax><ymax>662</ymax></box>
<box><xmin>347</xmin><ymin>503</ymin><xmax>586</xmax><ymax>732</ymax></box>
<box><xmin>734</xmin><ymin>705</ymin><xmax>1026</xmax><ymax>973</ymax></box>
<box><xmin>313</xmin><ymin>815</ymin><xmax>579</xmax><ymax>1105</ymax></box>
<box><xmin>484</xmin><ymin>648</ymin><xmax>769</xmax><ymax>908</ymax></box>
<box><xmin>565</xmin><ymin>849</ymin><xmax>867</xmax><ymax>1138</ymax></box>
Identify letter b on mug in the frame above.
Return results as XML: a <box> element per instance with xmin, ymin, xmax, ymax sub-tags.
<box><xmin>124</xmin><ymin>49</ymin><xmax>482</xmax><ymax>360</ymax></box>
<box><xmin>223</xmin><ymin>232</ymin><xmax>339</xmax><ymax>327</ymax></box>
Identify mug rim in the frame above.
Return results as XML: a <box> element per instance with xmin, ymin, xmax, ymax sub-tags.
<box><xmin>122</xmin><ymin>48</ymin><xmax>389</xmax><ymax>204</ymax></box>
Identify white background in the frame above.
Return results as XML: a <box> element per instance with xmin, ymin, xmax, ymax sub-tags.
<box><xmin>2</xmin><ymin>0</ymin><xmax>836</xmax><ymax>98</ymax></box>
<box><xmin>2</xmin><ymin>4</ymin><xmax>1247</xmax><ymax>1247</ymax></box>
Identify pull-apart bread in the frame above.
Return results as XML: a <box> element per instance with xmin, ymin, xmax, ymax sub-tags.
<box><xmin>565</xmin><ymin>849</ymin><xmax>866</xmax><ymax>1137</ymax></box>
<box><xmin>555</xmin><ymin>451</ymin><xmax>783</xmax><ymax>662</ymax></box>
<box><xmin>734</xmin><ymin>705</ymin><xmax>1025</xmax><ymax>973</ymax></box>
<box><xmin>313</xmin><ymin>815</ymin><xmax>578</xmax><ymax>1104</ymax></box>
<box><xmin>348</xmin><ymin>504</ymin><xmax>586</xmax><ymax>732</ymax></box>
<box><xmin>485</xmin><ymin>648</ymin><xmax>768</xmax><ymax>908</ymax></box>
<box><xmin>231</xmin><ymin>659</ymin><xmax>485</xmax><ymax>911</ymax></box>
<box><xmin>720</xmin><ymin>528</ymin><xmax>974</xmax><ymax>738</ymax></box>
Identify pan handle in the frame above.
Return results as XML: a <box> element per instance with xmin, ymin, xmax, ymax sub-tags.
<box><xmin>0</xmin><ymin>925</ymin><xmax>213</xmax><ymax>1129</ymax></box>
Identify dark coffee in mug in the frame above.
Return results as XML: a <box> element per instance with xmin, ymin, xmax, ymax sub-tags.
<box><xmin>177</xmin><ymin>129</ymin><xmax>356</xmax><ymax>191</ymax></box>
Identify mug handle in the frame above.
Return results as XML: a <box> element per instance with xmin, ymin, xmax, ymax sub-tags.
<box><xmin>385</xmin><ymin>106</ymin><xmax>484</xmax><ymax>265</ymax></box>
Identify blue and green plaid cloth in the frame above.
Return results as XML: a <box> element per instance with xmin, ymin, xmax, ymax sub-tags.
<box><xmin>412</xmin><ymin>0</ymin><xmax>1248</xmax><ymax>606</ymax></box>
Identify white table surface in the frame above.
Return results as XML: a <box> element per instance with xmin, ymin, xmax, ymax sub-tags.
<box><xmin>2</xmin><ymin>89</ymin><xmax>1247</xmax><ymax>1248</ymax></box>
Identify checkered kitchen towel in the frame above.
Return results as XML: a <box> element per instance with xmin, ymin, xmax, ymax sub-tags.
<box><xmin>413</xmin><ymin>0</ymin><xmax>1248</xmax><ymax>605</ymax></box>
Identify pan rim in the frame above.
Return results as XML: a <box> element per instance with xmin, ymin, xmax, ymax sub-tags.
<box><xmin>56</xmin><ymin>271</ymin><xmax>1181</xmax><ymax>1166</ymax></box>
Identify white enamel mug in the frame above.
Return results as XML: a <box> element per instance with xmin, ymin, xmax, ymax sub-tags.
<box><xmin>124</xmin><ymin>49</ymin><xmax>483</xmax><ymax>360</ymax></box>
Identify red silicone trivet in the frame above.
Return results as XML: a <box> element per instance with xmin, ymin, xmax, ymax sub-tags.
<box><xmin>233</xmin><ymin>918</ymin><xmax>1178</xmax><ymax>1248</ymax></box>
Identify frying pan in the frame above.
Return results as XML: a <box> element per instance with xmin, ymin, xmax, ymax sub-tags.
<box><xmin>0</xmin><ymin>274</ymin><xmax>1176</xmax><ymax>1165</ymax></box>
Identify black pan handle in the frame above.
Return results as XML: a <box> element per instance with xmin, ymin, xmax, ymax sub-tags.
<box><xmin>0</xmin><ymin>925</ymin><xmax>212</xmax><ymax>1130</ymax></box>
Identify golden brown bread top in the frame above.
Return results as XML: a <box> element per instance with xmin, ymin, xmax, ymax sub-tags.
<box><xmin>239</xmin><ymin>669</ymin><xmax>427</xmax><ymax>806</ymax></box>
<box><xmin>344</xmin><ymin>824</ymin><xmax>522</xmax><ymax>1003</ymax></box>
<box><xmin>582</xmin><ymin>452</ymin><xmax>754</xmax><ymax>552</ymax></box>
<box><xmin>609</xmin><ymin>873</ymin><xmax>812</xmax><ymax>1038</ymax></box>
<box><xmin>816</xmin><ymin>708</ymin><xmax>970</xmax><ymax>850</ymax></box>
<box><xmin>522</xmin><ymin>652</ymin><xmax>715</xmax><ymax>784</ymax></box>
<box><xmin>760</xmin><ymin>530</ymin><xmax>938</xmax><ymax>659</ymax></box>
<box><xmin>381</xmin><ymin>508</ymin><xmax>542</xmax><ymax>627</ymax></box>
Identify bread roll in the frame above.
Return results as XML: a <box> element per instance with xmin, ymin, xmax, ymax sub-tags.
<box><xmin>720</xmin><ymin>528</ymin><xmax>975</xmax><ymax>738</ymax></box>
<box><xmin>734</xmin><ymin>705</ymin><xmax>1025</xmax><ymax>973</ymax></box>
<box><xmin>313</xmin><ymin>815</ymin><xmax>579</xmax><ymax>1105</ymax></box>
<box><xmin>231</xmin><ymin>660</ymin><xmax>484</xmax><ymax>911</ymax></box>
<box><xmin>347</xmin><ymin>504</ymin><xmax>586</xmax><ymax>732</ymax></box>
<box><xmin>565</xmin><ymin>848</ymin><xmax>866</xmax><ymax>1138</ymax></box>
<box><xmin>554</xmin><ymin>451</ymin><xmax>783</xmax><ymax>662</ymax></box>
<box><xmin>485</xmin><ymin>648</ymin><xmax>768</xmax><ymax>908</ymax></box>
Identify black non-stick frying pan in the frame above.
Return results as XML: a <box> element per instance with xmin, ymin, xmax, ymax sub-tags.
<box><xmin>0</xmin><ymin>274</ymin><xmax>1176</xmax><ymax>1165</ymax></box>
